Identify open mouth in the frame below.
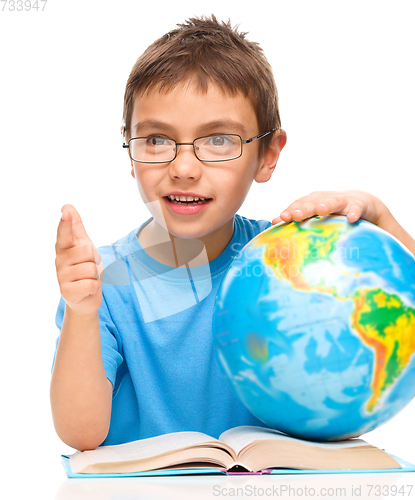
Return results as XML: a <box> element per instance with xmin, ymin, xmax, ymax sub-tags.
<box><xmin>165</xmin><ymin>195</ymin><xmax>212</xmax><ymax>206</ymax></box>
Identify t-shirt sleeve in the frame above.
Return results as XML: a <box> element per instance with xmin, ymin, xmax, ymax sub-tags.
<box><xmin>52</xmin><ymin>295</ymin><xmax>124</xmax><ymax>388</ymax></box>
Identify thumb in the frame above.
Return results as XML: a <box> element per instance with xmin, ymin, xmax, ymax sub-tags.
<box><xmin>61</xmin><ymin>204</ymin><xmax>91</xmax><ymax>245</ymax></box>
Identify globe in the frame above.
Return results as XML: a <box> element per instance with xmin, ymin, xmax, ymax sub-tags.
<box><xmin>213</xmin><ymin>215</ymin><xmax>415</xmax><ymax>441</ymax></box>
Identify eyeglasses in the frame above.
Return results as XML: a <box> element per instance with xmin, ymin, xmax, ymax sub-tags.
<box><xmin>122</xmin><ymin>129</ymin><xmax>276</xmax><ymax>163</ymax></box>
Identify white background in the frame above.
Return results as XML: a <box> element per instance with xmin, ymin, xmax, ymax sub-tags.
<box><xmin>1</xmin><ymin>1</ymin><xmax>415</xmax><ymax>498</ymax></box>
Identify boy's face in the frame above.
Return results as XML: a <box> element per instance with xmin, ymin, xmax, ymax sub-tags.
<box><xmin>129</xmin><ymin>81</ymin><xmax>284</xmax><ymax>251</ymax></box>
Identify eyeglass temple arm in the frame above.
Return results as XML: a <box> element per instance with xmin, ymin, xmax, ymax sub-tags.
<box><xmin>242</xmin><ymin>128</ymin><xmax>276</xmax><ymax>144</ymax></box>
<box><xmin>122</xmin><ymin>126</ymin><xmax>128</xmax><ymax>147</ymax></box>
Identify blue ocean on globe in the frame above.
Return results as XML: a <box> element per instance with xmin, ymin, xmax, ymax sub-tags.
<box><xmin>213</xmin><ymin>216</ymin><xmax>415</xmax><ymax>440</ymax></box>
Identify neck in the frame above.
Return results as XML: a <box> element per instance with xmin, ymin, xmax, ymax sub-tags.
<box><xmin>137</xmin><ymin>218</ymin><xmax>234</xmax><ymax>267</ymax></box>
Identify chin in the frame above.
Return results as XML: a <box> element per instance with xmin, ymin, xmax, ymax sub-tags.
<box><xmin>167</xmin><ymin>227</ymin><xmax>207</xmax><ymax>240</ymax></box>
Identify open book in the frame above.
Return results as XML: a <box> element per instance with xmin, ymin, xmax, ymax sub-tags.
<box><xmin>69</xmin><ymin>426</ymin><xmax>401</xmax><ymax>475</ymax></box>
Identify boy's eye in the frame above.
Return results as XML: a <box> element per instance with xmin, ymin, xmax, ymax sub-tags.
<box><xmin>146</xmin><ymin>136</ymin><xmax>171</xmax><ymax>146</ymax></box>
<box><xmin>207</xmin><ymin>135</ymin><xmax>229</xmax><ymax>147</ymax></box>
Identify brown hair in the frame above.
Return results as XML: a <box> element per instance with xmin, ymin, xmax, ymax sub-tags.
<box><xmin>123</xmin><ymin>15</ymin><xmax>281</xmax><ymax>156</ymax></box>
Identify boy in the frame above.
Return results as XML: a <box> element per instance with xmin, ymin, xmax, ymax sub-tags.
<box><xmin>51</xmin><ymin>16</ymin><xmax>415</xmax><ymax>452</ymax></box>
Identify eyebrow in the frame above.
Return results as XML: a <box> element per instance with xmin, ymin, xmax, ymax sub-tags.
<box><xmin>196</xmin><ymin>120</ymin><xmax>247</xmax><ymax>135</ymax></box>
<box><xmin>133</xmin><ymin>119</ymin><xmax>247</xmax><ymax>136</ymax></box>
<box><xmin>133</xmin><ymin>120</ymin><xmax>174</xmax><ymax>135</ymax></box>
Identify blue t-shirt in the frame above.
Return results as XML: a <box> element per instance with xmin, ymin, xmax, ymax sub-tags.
<box><xmin>54</xmin><ymin>214</ymin><xmax>271</xmax><ymax>446</ymax></box>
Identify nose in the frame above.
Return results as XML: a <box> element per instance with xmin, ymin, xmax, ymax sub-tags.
<box><xmin>169</xmin><ymin>143</ymin><xmax>202</xmax><ymax>181</ymax></box>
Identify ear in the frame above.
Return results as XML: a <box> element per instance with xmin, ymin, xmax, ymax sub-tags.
<box><xmin>255</xmin><ymin>129</ymin><xmax>287</xmax><ymax>183</ymax></box>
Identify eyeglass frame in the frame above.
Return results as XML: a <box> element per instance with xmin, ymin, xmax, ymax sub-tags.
<box><xmin>122</xmin><ymin>128</ymin><xmax>276</xmax><ymax>163</ymax></box>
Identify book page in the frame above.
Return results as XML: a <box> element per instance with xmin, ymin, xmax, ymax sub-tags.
<box><xmin>219</xmin><ymin>426</ymin><xmax>368</xmax><ymax>455</ymax></box>
<box><xmin>70</xmin><ymin>431</ymin><xmax>220</xmax><ymax>473</ymax></box>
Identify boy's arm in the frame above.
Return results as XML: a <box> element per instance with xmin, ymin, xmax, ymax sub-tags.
<box><xmin>272</xmin><ymin>190</ymin><xmax>415</xmax><ymax>255</ymax></box>
<box><xmin>50</xmin><ymin>205</ymin><xmax>112</xmax><ymax>451</ymax></box>
<box><xmin>50</xmin><ymin>309</ymin><xmax>113</xmax><ymax>451</ymax></box>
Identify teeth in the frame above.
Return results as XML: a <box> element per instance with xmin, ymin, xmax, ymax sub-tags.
<box><xmin>168</xmin><ymin>195</ymin><xmax>206</xmax><ymax>202</ymax></box>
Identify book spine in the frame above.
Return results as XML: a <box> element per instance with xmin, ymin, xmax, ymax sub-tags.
<box><xmin>222</xmin><ymin>469</ymin><xmax>273</xmax><ymax>475</ymax></box>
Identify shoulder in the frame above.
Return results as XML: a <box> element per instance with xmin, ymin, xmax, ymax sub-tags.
<box><xmin>234</xmin><ymin>214</ymin><xmax>272</xmax><ymax>241</ymax></box>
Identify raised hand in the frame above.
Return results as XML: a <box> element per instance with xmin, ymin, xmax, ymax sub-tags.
<box><xmin>55</xmin><ymin>204</ymin><xmax>103</xmax><ymax>316</ymax></box>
